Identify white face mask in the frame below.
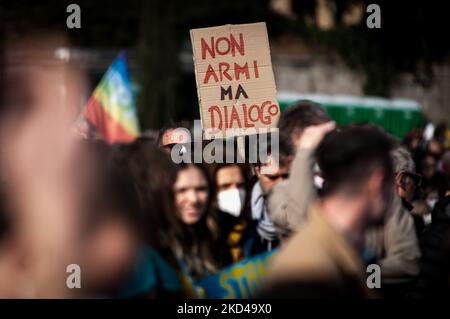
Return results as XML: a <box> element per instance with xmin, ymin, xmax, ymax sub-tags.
<box><xmin>313</xmin><ymin>175</ymin><xmax>324</xmax><ymax>189</ymax></box>
<box><xmin>423</xmin><ymin>213</ymin><xmax>432</xmax><ymax>225</ymax></box>
<box><xmin>217</xmin><ymin>188</ymin><xmax>246</xmax><ymax>217</ymax></box>
<box><xmin>427</xmin><ymin>198</ymin><xmax>438</xmax><ymax>210</ymax></box>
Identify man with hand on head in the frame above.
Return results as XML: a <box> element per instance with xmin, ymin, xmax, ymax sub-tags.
<box><xmin>261</xmin><ymin>127</ymin><xmax>394</xmax><ymax>298</ymax></box>
<box><xmin>268</xmin><ymin>102</ymin><xmax>420</xmax><ymax>297</ymax></box>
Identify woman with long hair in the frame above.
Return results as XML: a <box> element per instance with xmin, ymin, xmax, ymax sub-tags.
<box><xmin>118</xmin><ymin>140</ymin><xmax>230</xmax><ymax>296</ymax></box>
<box><xmin>172</xmin><ymin>162</ymin><xmax>231</xmax><ymax>279</ymax></box>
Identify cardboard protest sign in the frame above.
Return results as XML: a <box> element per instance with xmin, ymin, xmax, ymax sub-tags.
<box><xmin>190</xmin><ymin>22</ymin><xmax>280</xmax><ymax>139</ymax></box>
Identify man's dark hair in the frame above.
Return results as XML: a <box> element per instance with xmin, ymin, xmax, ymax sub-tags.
<box><xmin>254</xmin><ymin>132</ymin><xmax>291</xmax><ymax>168</ymax></box>
<box><xmin>278</xmin><ymin>100</ymin><xmax>330</xmax><ymax>156</ymax></box>
<box><xmin>316</xmin><ymin>126</ymin><xmax>394</xmax><ymax>197</ymax></box>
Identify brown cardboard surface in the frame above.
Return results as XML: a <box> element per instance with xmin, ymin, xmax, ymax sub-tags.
<box><xmin>190</xmin><ymin>22</ymin><xmax>279</xmax><ymax>139</ymax></box>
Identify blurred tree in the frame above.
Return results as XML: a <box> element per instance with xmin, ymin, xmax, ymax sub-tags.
<box><xmin>294</xmin><ymin>0</ymin><xmax>450</xmax><ymax>96</ymax></box>
<box><xmin>137</xmin><ymin>0</ymin><xmax>178</xmax><ymax>129</ymax></box>
<box><xmin>2</xmin><ymin>0</ymin><xmax>449</xmax><ymax>127</ymax></box>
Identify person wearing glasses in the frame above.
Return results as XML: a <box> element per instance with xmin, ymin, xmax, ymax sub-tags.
<box><xmin>392</xmin><ymin>146</ymin><xmax>426</xmax><ymax>236</ymax></box>
<box><xmin>246</xmin><ymin>146</ymin><xmax>293</xmax><ymax>256</ymax></box>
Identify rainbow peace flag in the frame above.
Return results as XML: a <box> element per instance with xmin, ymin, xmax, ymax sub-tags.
<box><xmin>82</xmin><ymin>52</ymin><xmax>140</xmax><ymax>143</ymax></box>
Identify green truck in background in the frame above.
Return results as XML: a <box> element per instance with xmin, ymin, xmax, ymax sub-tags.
<box><xmin>278</xmin><ymin>93</ymin><xmax>424</xmax><ymax>139</ymax></box>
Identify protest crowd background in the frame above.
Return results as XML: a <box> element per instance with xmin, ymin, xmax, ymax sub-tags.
<box><xmin>0</xmin><ymin>0</ymin><xmax>449</xmax><ymax>299</ymax></box>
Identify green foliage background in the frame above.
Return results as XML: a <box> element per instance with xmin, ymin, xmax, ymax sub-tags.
<box><xmin>2</xmin><ymin>0</ymin><xmax>448</xmax><ymax>129</ymax></box>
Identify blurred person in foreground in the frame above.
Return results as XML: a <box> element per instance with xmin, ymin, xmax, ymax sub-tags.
<box><xmin>0</xmin><ymin>32</ymin><xmax>87</xmax><ymax>297</ymax></box>
<box><xmin>260</xmin><ymin>127</ymin><xmax>394</xmax><ymax>298</ymax></box>
<box><xmin>267</xmin><ymin>102</ymin><xmax>420</xmax><ymax>297</ymax></box>
<box><xmin>72</xmin><ymin>140</ymin><xmax>144</xmax><ymax>297</ymax></box>
<box><xmin>0</xmin><ymin>32</ymin><xmax>158</xmax><ymax>298</ymax></box>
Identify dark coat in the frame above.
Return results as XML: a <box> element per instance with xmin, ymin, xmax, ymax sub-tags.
<box><xmin>409</xmin><ymin>196</ymin><xmax>450</xmax><ymax>299</ymax></box>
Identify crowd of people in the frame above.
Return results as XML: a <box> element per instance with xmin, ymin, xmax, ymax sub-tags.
<box><xmin>0</xmin><ymin>92</ymin><xmax>449</xmax><ymax>298</ymax></box>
